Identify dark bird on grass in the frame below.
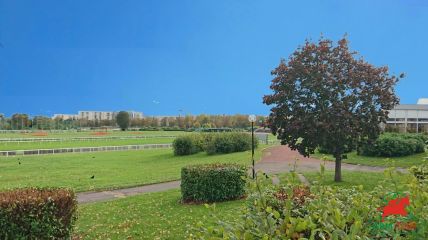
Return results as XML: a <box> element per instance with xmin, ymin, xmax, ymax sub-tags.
<box><xmin>90</xmin><ymin>175</ymin><xmax>95</xmax><ymax>179</ymax></box>
<box><xmin>18</xmin><ymin>161</ymin><xmax>21</xmax><ymax>165</ymax></box>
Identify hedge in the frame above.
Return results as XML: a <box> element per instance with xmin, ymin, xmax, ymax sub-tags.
<box><xmin>173</xmin><ymin>132</ymin><xmax>257</xmax><ymax>156</ymax></box>
<box><xmin>206</xmin><ymin>132</ymin><xmax>257</xmax><ymax>155</ymax></box>
<box><xmin>0</xmin><ymin>188</ymin><xmax>77</xmax><ymax>239</ymax></box>
<box><xmin>181</xmin><ymin>164</ymin><xmax>247</xmax><ymax>203</ymax></box>
<box><xmin>359</xmin><ymin>133</ymin><xmax>426</xmax><ymax>157</ymax></box>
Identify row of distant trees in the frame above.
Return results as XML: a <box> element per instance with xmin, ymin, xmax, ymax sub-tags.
<box><xmin>0</xmin><ymin>113</ymin><xmax>266</xmax><ymax>130</ymax></box>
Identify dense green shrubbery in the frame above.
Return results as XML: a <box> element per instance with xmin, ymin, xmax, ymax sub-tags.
<box><xmin>173</xmin><ymin>135</ymin><xmax>202</xmax><ymax>155</ymax></box>
<box><xmin>206</xmin><ymin>132</ymin><xmax>257</xmax><ymax>155</ymax></box>
<box><xmin>359</xmin><ymin>133</ymin><xmax>426</xmax><ymax>157</ymax></box>
<box><xmin>173</xmin><ymin>132</ymin><xmax>257</xmax><ymax>156</ymax></box>
<box><xmin>192</xmin><ymin>165</ymin><xmax>428</xmax><ymax>239</ymax></box>
<box><xmin>181</xmin><ymin>164</ymin><xmax>247</xmax><ymax>203</ymax></box>
<box><xmin>0</xmin><ymin>188</ymin><xmax>77</xmax><ymax>239</ymax></box>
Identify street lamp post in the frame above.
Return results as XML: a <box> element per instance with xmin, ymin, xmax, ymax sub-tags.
<box><xmin>248</xmin><ymin>114</ymin><xmax>256</xmax><ymax>179</ymax></box>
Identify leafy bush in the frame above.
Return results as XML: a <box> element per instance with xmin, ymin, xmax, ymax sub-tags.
<box><xmin>359</xmin><ymin>133</ymin><xmax>426</xmax><ymax>157</ymax></box>
<box><xmin>191</xmin><ymin>165</ymin><xmax>428</xmax><ymax>239</ymax></box>
<box><xmin>181</xmin><ymin>164</ymin><xmax>247</xmax><ymax>203</ymax></box>
<box><xmin>173</xmin><ymin>132</ymin><xmax>257</xmax><ymax>156</ymax></box>
<box><xmin>173</xmin><ymin>135</ymin><xmax>202</xmax><ymax>156</ymax></box>
<box><xmin>0</xmin><ymin>188</ymin><xmax>77</xmax><ymax>239</ymax></box>
<box><xmin>206</xmin><ymin>132</ymin><xmax>257</xmax><ymax>155</ymax></box>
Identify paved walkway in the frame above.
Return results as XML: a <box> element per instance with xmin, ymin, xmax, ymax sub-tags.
<box><xmin>77</xmin><ymin>181</ymin><xmax>180</xmax><ymax>204</ymax></box>
<box><xmin>255</xmin><ymin>145</ymin><xmax>398</xmax><ymax>174</ymax></box>
<box><xmin>77</xmin><ymin>145</ymin><xmax>398</xmax><ymax>204</ymax></box>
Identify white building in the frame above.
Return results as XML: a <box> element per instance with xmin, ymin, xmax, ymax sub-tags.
<box><xmin>52</xmin><ymin>114</ymin><xmax>79</xmax><ymax>120</ymax></box>
<box><xmin>128</xmin><ymin>111</ymin><xmax>143</xmax><ymax>119</ymax></box>
<box><xmin>78</xmin><ymin>111</ymin><xmax>115</xmax><ymax>121</ymax></box>
<box><xmin>386</xmin><ymin>98</ymin><xmax>428</xmax><ymax>133</ymax></box>
<box><xmin>52</xmin><ymin>111</ymin><xmax>144</xmax><ymax>121</ymax></box>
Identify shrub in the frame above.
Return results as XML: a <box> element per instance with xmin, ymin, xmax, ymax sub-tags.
<box><xmin>191</xmin><ymin>165</ymin><xmax>428</xmax><ymax>239</ymax></box>
<box><xmin>359</xmin><ymin>133</ymin><xmax>426</xmax><ymax>157</ymax></box>
<box><xmin>206</xmin><ymin>132</ymin><xmax>257</xmax><ymax>155</ymax></box>
<box><xmin>181</xmin><ymin>164</ymin><xmax>247</xmax><ymax>203</ymax></box>
<box><xmin>173</xmin><ymin>135</ymin><xmax>200</xmax><ymax>156</ymax></box>
<box><xmin>0</xmin><ymin>188</ymin><xmax>77</xmax><ymax>239</ymax></box>
<box><xmin>173</xmin><ymin>132</ymin><xmax>257</xmax><ymax>156</ymax></box>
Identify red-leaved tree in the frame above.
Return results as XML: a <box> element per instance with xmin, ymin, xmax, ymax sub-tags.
<box><xmin>263</xmin><ymin>37</ymin><xmax>402</xmax><ymax>182</ymax></box>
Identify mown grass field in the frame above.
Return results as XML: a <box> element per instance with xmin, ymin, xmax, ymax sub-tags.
<box><xmin>0</xmin><ymin>147</ymin><xmax>264</xmax><ymax>192</ymax></box>
<box><xmin>75</xmin><ymin>170</ymin><xmax>396</xmax><ymax>239</ymax></box>
<box><xmin>302</xmin><ymin>170</ymin><xmax>395</xmax><ymax>191</ymax></box>
<box><xmin>0</xmin><ymin>137</ymin><xmax>174</xmax><ymax>151</ymax></box>
<box><xmin>0</xmin><ymin>130</ymin><xmax>188</xmax><ymax>139</ymax></box>
<box><xmin>76</xmin><ymin>189</ymin><xmax>243</xmax><ymax>240</ymax></box>
<box><xmin>312</xmin><ymin>151</ymin><xmax>428</xmax><ymax>168</ymax></box>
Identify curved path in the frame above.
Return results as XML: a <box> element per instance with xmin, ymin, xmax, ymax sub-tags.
<box><xmin>77</xmin><ymin>145</ymin><xmax>397</xmax><ymax>204</ymax></box>
<box><xmin>256</xmin><ymin>145</ymin><xmax>395</xmax><ymax>174</ymax></box>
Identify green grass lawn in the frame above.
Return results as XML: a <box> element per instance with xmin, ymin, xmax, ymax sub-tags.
<box><xmin>0</xmin><ymin>147</ymin><xmax>264</xmax><ymax>192</ymax></box>
<box><xmin>302</xmin><ymin>170</ymin><xmax>388</xmax><ymax>191</ymax></box>
<box><xmin>76</xmin><ymin>189</ymin><xmax>243</xmax><ymax>240</ymax></box>
<box><xmin>75</xmin><ymin>170</ymin><xmax>393</xmax><ymax>239</ymax></box>
<box><xmin>312</xmin><ymin>151</ymin><xmax>428</xmax><ymax>168</ymax></box>
<box><xmin>0</xmin><ymin>137</ymin><xmax>174</xmax><ymax>151</ymax></box>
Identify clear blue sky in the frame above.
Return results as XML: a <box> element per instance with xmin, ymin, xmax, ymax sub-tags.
<box><xmin>1</xmin><ymin>0</ymin><xmax>427</xmax><ymax>116</ymax></box>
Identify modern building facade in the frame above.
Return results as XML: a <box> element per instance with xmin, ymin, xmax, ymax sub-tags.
<box><xmin>386</xmin><ymin>98</ymin><xmax>428</xmax><ymax>133</ymax></box>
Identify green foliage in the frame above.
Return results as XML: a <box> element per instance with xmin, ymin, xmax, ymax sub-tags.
<box><xmin>359</xmin><ymin>133</ymin><xmax>426</xmax><ymax>157</ymax></box>
<box><xmin>116</xmin><ymin>111</ymin><xmax>130</xmax><ymax>131</ymax></box>
<box><xmin>181</xmin><ymin>164</ymin><xmax>247</xmax><ymax>203</ymax></box>
<box><xmin>206</xmin><ymin>132</ymin><xmax>257</xmax><ymax>155</ymax></box>
<box><xmin>0</xmin><ymin>188</ymin><xmax>77</xmax><ymax>239</ymax></box>
<box><xmin>173</xmin><ymin>133</ymin><xmax>257</xmax><ymax>156</ymax></box>
<box><xmin>409</xmin><ymin>160</ymin><xmax>428</xmax><ymax>182</ymax></box>
<box><xmin>173</xmin><ymin>135</ymin><xmax>203</xmax><ymax>156</ymax></box>
<box><xmin>191</xmin><ymin>164</ymin><xmax>428</xmax><ymax>239</ymax></box>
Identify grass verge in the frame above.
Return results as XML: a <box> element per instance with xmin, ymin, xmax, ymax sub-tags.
<box><xmin>312</xmin><ymin>151</ymin><xmax>427</xmax><ymax>168</ymax></box>
<box><xmin>75</xmin><ymin>189</ymin><xmax>243</xmax><ymax>239</ymax></box>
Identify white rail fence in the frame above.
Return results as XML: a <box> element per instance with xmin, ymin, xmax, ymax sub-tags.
<box><xmin>0</xmin><ymin>144</ymin><xmax>172</xmax><ymax>157</ymax></box>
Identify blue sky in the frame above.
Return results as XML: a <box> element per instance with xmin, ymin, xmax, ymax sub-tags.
<box><xmin>0</xmin><ymin>0</ymin><xmax>427</xmax><ymax>116</ymax></box>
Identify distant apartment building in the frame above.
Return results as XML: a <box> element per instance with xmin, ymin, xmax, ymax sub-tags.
<box><xmin>78</xmin><ymin>111</ymin><xmax>115</xmax><ymax>121</ymax></box>
<box><xmin>52</xmin><ymin>114</ymin><xmax>79</xmax><ymax>120</ymax></box>
<box><xmin>128</xmin><ymin>111</ymin><xmax>143</xmax><ymax>119</ymax></box>
<box><xmin>386</xmin><ymin>98</ymin><xmax>428</xmax><ymax>133</ymax></box>
<box><xmin>52</xmin><ymin>111</ymin><xmax>143</xmax><ymax>121</ymax></box>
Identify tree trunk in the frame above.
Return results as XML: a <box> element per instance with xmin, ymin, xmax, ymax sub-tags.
<box><xmin>334</xmin><ymin>155</ymin><xmax>342</xmax><ymax>182</ymax></box>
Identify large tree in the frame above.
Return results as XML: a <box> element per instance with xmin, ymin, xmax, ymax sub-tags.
<box><xmin>116</xmin><ymin>111</ymin><xmax>130</xmax><ymax>131</ymax></box>
<box><xmin>263</xmin><ymin>37</ymin><xmax>401</xmax><ymax>182</ymax></box>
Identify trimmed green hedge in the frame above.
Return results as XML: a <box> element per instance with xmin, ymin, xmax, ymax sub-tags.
<box><xmin>181</xmin><ymin>164</ymin><xmax>247</xmax><ymax>203</ymax></box>
<box><xmin>359</xmin><ymin>133</ymin><xmax>426</xmax><ymax>157</ymax></box>
<box><xmin>173</xmin><ymin>132</ymin><xmax>257</xmax><ymax>156</ymax></box>
<box><xmin>206</xmin><ymin>132</ymin><xmax>257</xmax><ymax>155</ymax></box>
<box><xmin>0</xmin><ymin>188</ymin><xmax>77</xmax><ymax>239</ymax></box>
<box><xmin>173</xmin><ymin>135</ymin><xmax>201</xmax><ymax>156</ymax></box>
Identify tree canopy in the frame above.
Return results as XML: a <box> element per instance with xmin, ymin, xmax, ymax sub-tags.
<box><xmin>116</xmin><ymin>111</ymin><xmax>130</xmax><ymax>131</ymax></box>
<box><xmin>263</xmin><ymin>37</ymin><xmax>401</xmax><ymax>181</ymax></box>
